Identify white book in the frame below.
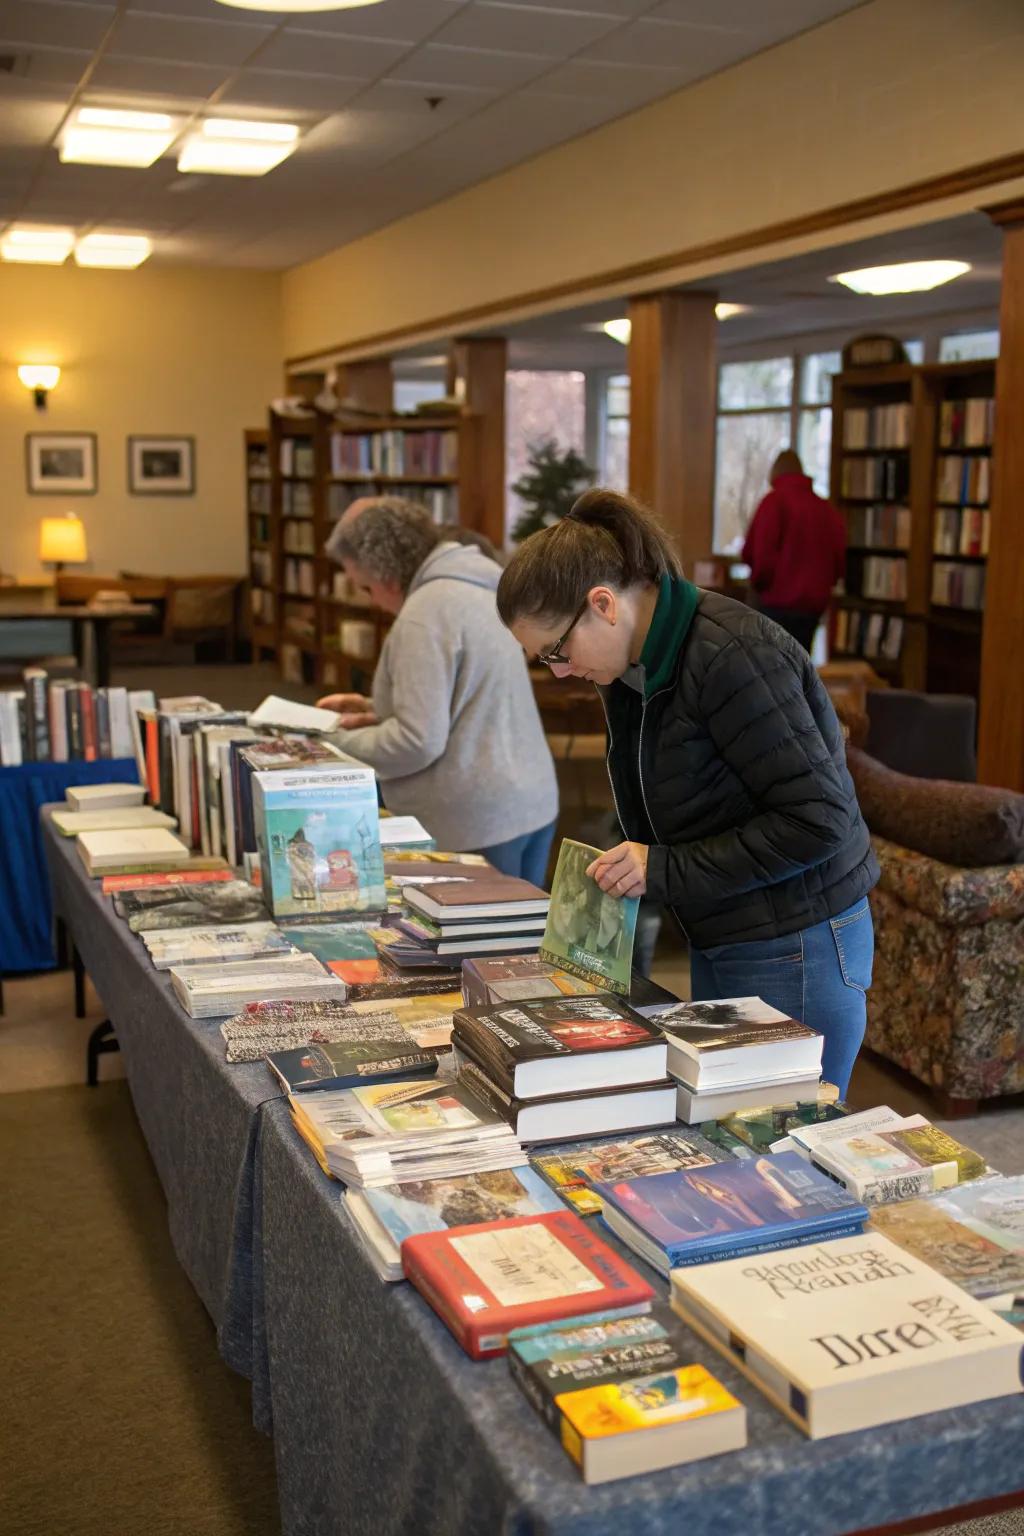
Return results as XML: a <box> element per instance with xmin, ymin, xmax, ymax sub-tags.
<box><xmin>671</xmin><ymin>1233</ymin><xmax>1024</xmax><ymax>1439</ymax></box>
<box><xmin>788</xmin><ymin>1105</ymin><xmax>905</xmax><ymax>1159</ymax></box>
<box><xmin>0</xmin><ymin>693</ymin><xmax>24</xmax><ymax>767</ymax></box>
<box><xmin>675</xmin><ymin>1072</ymin><xmax>822</xmax><ymax>1125</ymax></box>
<box><xmin>53</xmin><ymin>806</ymin><xmax>176</xmax><ymax>836</ymax></box>
<box><xmin>171</xmin><ymin>962</ymin><xmax>346</xmax><ymax>1019</ymax></box>
<box><xmin>127</xmin><ymin>690</ymin><xmax>157</xmax><ymax>785</ymax></box>
<box><xmin>380</xmin><ymin>816</ymin><xmax>433</xmax><ymax>847</ymax></box>
<box><xmin>106</xmin><ymin>688</ymin><xmax>135</xmax><ymax>760</ymax></box>
<box><xmin>248</xmin><ymin>695</ymin><xmax>341</xmax><ymax>733</ymax></box>
<box><xmin>655</xmin><ymin>997</ymin><xmax>823</xmax><ymax>1089</ymax></box>
<box><xmin>66</xmin><ymin>782</ymin><xmax>146</xmax><ymax>811</ymax></box>
<box><xmin>48</xmin><ymin>683</ymin><xmax>70</xmax><ymax>764</ymax></box>
<box><xmin>77</xmin><ymin>827</ymin><xmax>190</xmax><ymax>875</ymax></box>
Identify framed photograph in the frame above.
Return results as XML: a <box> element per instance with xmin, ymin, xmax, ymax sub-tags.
<box><xmin>128</xmin><ymin>435</ymin><xmax>195</xmax><ymax>495</ymax></box>
<box><xmin>26</xmin><ymin>432</ymin><xmax>98</xmax><ymax>495</ymax></box>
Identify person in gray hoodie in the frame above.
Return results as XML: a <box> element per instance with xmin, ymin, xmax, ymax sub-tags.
<box><xmin>317</xmin><ymin>497</ymin><xmax>558</xmax><ymax>883</ymax></box>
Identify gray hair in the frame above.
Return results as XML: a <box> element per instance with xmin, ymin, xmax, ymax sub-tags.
<box><xmin>325</xmin><ymin>497</ymin><xmax>440</xmax><ymax>592</ymax></box>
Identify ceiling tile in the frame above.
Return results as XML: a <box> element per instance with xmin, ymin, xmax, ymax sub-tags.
<box><xmin>0</xmin><ymin>1</ymin><xmax>115</xmax><ymax>52</ymax></box>
<box><xmin>480</xmin><ymin>0</ymin><xmax>650</xmax><ymax>13</ymax></box>
<box><xmin>218</xmin><ymin>69</ymin><xmax>367</xmax><ymax>115</ymax></box>
<box><xmin>581</xmin><ymin>17</ymin><xmax>751</xmax><ymax>69</ymax></box>
<box><xmin>86</xmin><ymin>55</ymin><xmax>230</xmax><ymax>97</ymax></box>
<box><xmin>387</xmin><ymin>43</ymin><xmax>552</xmax><ymax>90</ymax></box>
<box><xmin>429</xmin><ymin>2</ymin><xmax>622</xmax><ymax>56</ymax></box>
<box><xmin>106</xmin><ymin>10</ymin><xmax>273</xmax><ymax>67</ymax></box>
<box><xmin>126</xmin><ymin>0</ymin><xmax>278</xmax><ymax>19</ymax></box>
<box><xmin>17</xmin><ymin>46</ymin><xmax>94</xmax><ymax>86</ymax></box>
<box><xmin>646</xmin><ymin>0</ymin><xmax>860</xmax><ymax>28</ymax></box>
<box><xmin>252</xmin><ymin>30</ymin><xmax>408</xmax><ymax>79</ymax></box>
<box><xmin>537</xmin><ymin>56</ymin><xmax>685</xmax><ymax>103</ymax></box>
<box><xmin>0</xmin><ymin>92</ymin><xmax>70</xmax><ymax>147</ymax></box>
<box><xmin>277</xmin><ymin>0</ymin><xmax>464</xmax><ymax>44</ymax></box>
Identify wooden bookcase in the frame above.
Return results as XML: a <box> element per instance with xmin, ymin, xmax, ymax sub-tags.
<box><xmin>829</xmin><ymin>359</ymin><xmax>995</xmax><ymax>697</ymax></box>
<box><xmin>244</xmin><ymin>428</ymin><xmax>276</xmax><ymax>661</ymax></box>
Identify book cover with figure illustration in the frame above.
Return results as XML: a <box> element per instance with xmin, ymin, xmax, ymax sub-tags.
<box><xmin>253</xmin><ymin>764</ymin><xmax>385</xmax><ymax>918</ymax></box>
<box><xmin>540</xmin><ymin>839</ymin><xmax>638</xmax><ymax>995</ymax></box>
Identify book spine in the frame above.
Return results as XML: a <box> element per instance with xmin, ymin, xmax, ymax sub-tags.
<box><xmin>667</xmin><ymin>1221</ymin><xmax>864</xmax><ymax>1269</ymax></box>
<box><xmin>24</xmin><ymin>670</ymin><xmax>50</xmax><ymax>761</ymax></box>
<box><xmin>809</xmin><ymin>1157</ymin><xmax>946</xmax><ymax>1206</ymax></box>
<box><xmin>15</xmin><ymin>694</ymin><xmax>29</xmax><ymax>761</ymax></box>
<box><xmin>95</xmin><ymin>689</ymin><xmax>112</xmax><ymax>759</ymax></box>
<box><xmin>401</xmin><ymin>1261</ymin><xmax>475</xmax><ymax>1357</ymax></box>
<box><xmin>67</xmin><ymin>686</ymin><xmax>84</xmax><ymax>760</ymax></box>
<box><xmin>80</xmin><ymin>685</ymin><xmax>98</xmax><ymax>762</ymax></box>
<box><xmin>453</xmin><ymin>1057</ymin><xmax>517</xmax><ymax>1126</ymax></box>
<box><xmin>507</xmin><ymin>1349</ymin><xmax>563</xmax><ymax>1437</ymax></box>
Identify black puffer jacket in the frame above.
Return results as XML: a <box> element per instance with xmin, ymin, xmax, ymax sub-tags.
<box><xmin>601</xmin><ymin>589</ymin><xmax>878</xmax><ymax>949</ymax></box>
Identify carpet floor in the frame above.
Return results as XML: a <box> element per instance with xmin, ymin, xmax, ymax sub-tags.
<box><xmin>0</xmin><ymin>1079</ymin><xmax>279</xmax><ymax>1536</ymax></box>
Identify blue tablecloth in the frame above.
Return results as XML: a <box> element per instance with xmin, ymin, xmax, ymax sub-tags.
<box><xmin>40</xmin><ymin>809</ymin><xmax>1024</xmax><ymax>1536</ymax></box>
<box><xmin>1</xmin><ymin>760</ymin><xmax>138</xmax><ymax>971</ymax></box>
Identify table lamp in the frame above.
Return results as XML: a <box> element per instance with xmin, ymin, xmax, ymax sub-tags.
<box><xmin>39</xmin><ymin>512</ymin><xmax>88</xmax><ymax>573</ymax></box>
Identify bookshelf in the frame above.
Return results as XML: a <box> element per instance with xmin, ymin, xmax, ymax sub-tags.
<box><xmin>245</xmin><ymin>428</ymin><xmax>276</xmax><ymax>661</ymax></box>
<box><xmin>829</xmin><ymin>359</ymin><xmax>995</xmax><ymax>696</ymax></box>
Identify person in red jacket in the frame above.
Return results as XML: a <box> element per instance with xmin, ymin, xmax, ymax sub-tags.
<box><xmin>742</xmin><ymin>449</ymin><xmax>846</xmax><ymax>651</ymax></box>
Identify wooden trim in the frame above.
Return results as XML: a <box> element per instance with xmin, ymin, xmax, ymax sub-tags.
<box><xmin>985</xmin><ymin>196</ymin><xmax>1024</xmax><ymax>228</ymax></box>
<box><xmin>286</xmin><ymin>152</ymin><xmax>1024</xmax><ymax>366</ymax></box>
<box><xmin>841</xmin><ymin>1487</ymin><xmax>1024</xmax><ymax>1536</ymax></box>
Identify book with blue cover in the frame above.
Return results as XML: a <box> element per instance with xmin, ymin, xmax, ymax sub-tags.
<box><xmin>595</xmin><ymin>1152</ymin><xmax>867</xmax><ymax>1276</ymax></box>
<box><xmin>253</xmin><ymin>762</ymin><xmax>386</xmax><ymax>918</ymax></box>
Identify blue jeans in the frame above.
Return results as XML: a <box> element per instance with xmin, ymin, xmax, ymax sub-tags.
<box><xmin>688</xmin><ymin>898</ymin><xmax>874</xmax><ymax>1098</ymax></box>
<box><xmin>475</xmin><ymin>819</ymin><xmax>557</xmax><ymax>888</ymax></box>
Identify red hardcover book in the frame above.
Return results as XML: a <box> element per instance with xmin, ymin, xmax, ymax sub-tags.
<box><xmin>80</xmin><ymin>686</ymin><xmax>98</xmax><ymax>762</ymax></box>
<box><xmin>101</xmin><ymin>868</ymin><xmax>234</xmax><ymax>894</ymax></box>
<box><xmin>401</xmin><ymin>1209</ymin><xmax>654</xmax><ymax>1359</ymax></box>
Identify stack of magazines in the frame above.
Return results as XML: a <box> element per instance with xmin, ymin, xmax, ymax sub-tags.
<box><xmin>170</xmin><ymin>954</ymin><xmax>345</xmax><ymax>1018</ymax></box>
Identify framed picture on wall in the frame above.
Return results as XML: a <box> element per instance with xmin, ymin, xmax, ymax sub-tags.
<box><xmin>26</xmin><ymin>432</ymin><xmax>98</xmax><ymax>495</ymax></box>
<box><xmin>128</xmin><ymin>435</ymin><xmax>195</xmax><ymax>495</ymax></box>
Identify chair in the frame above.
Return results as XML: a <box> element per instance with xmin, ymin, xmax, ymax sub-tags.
<box><xmin>864</xmin><ymin>688</ymin><xmax>977</xmax><ymax>782</ymax></box>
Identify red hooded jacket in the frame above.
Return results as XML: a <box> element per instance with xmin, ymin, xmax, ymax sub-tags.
<box><xmin>742</xmin><ymin>473</ymin><xmax>846</xmax><ymax>614</ymax></box>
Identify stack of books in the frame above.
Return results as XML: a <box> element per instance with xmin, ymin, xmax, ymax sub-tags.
<box><xmin>52</xmin><ymin>804</ymin><xmax>177</xmax><ymax>837</ymax></box>
<box><xmin>142</xmin><ymin>923</ymin><xmax>298</xmax><ymax>971</ymax></box>
<box><xmin>461</xmin><ymin>955</ymin><xmax>678</xmax><ymax>1017</ymax></box>
<box><xmin>594</xmin><ymin>1152</ymin><xmax>868</xmax><ymax>1277</ymax></box>
<box><xmin>398</xmin><ymin>876</ymin><xmax>550</xmax><ymax>959</ymax></box>
<box><xmin>77</xmin><ymin>826</ymin><xmax>192</xmax><ymax>876</ymax></box>
<box><xmin>288</xmin><ymin>1074</ymin><xmax>527</xmax><ymax>1189</ymax></box>
<box><xmin>401</xmin><ymin>1208</ymin><xmax>654</xmax><ymax>1359</ymax></box>
<box><xmin>0</xmin><ymin>667</ymin><xmax>148</xmax><ymax>766</ymax></box>
<box><xmin>451</xmin><ymin>995</ymin><xmax>676</xmax><ymax>1143</ymax></box>
<box><xmin>170</xmin><ymin>953</ymin><xmax>344</xmax><ymax>1018</ymax></box>
<box><xmin>652</xmin><ymin>997</ymin><xmax>823</xmax><ymax>1122</ymax></box>
<box><xmin>784</xmin><ymin>1105</ymin><xmax>988</xmax><ymax>1204</ymax></box>
<box><xmin>508</xmin><ymin>1313</ymin><xmax>746</xmax><ymax>1483</ymax></box>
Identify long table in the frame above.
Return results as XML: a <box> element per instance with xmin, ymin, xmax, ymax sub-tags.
<box><xmin>42</xmin><ymin>808</ymin><xmax>1024</xmax><ymax>1536</ymax></box>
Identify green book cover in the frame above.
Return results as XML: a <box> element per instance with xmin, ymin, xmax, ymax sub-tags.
<box><xmin>540</xmin><ymin>839</ymin><xmax>638</xmax><ymax>996</ymax></box>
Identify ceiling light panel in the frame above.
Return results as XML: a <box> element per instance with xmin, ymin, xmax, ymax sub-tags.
<box><xmin>831</xmin><ymin>260</ymin><xmax>971</xmax><ymax>295</ymax></box>
<box><xmin>0</xmin><ymin>226</ymin><xmax>75</xmax><ymax>264</ymax></box>
<box><xmin>60</xmin><ymin>107</ymin><xmax>177</xmax><ymax>167</ymax></box>
<box><xmin>178</xmin><ymin>118</ymin><xmax>300</xmax><ymax>175</ymax></box>
<box><xmin>74</xmin><ymin>233</ymin><xmax>153</xmax><ymax>269</ymax></box>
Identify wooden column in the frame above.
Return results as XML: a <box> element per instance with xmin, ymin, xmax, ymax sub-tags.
<box><xmin>627</xmin><ymin>290</ymin><xmax>717</xmax><ymax>576</ymax></box>
<box><xmin>448</xmin><ymin>336</ymin><xmax>507</xmax><ymax>549</ymax></box>
<box><xmin>978</xmin><ymin>201</ymin><xmax>1024</xmax><ymax>790</ymax></box>
<box><xmin>339</xmin><ymin>358</ymin><xmax>392</xmax><ymax>414</ymax></box>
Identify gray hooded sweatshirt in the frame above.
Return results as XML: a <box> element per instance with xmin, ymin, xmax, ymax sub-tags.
<box><xmin>330</xmin><ymin>541</ymin><xmax>558</xmax><ymax>851</ymax></box>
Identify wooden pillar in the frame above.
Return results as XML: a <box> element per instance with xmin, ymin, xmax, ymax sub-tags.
<box><xmin>448</xmin><ymin>336</ymin><xmax>507</xmax><ymax>549</ymax></box>
<box><xmin>627</xmin><ymin>290</ymin><xmax>717</xmax><ymax>576</ymax></box>
<box><xmin>338</xmin><ymin>359</ymin><xmax>392</xmax><ymax>414</ymax></box>
<box><xmin>978</xmin><ymin>201</ymin><xmax>1024</xmax><ymax>790</ymax></box>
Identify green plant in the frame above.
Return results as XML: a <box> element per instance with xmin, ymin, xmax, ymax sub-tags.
<box><xmin>510</xmin><ymin>438</ymin><xmax>597</xmax><ymax>543</ymax></box>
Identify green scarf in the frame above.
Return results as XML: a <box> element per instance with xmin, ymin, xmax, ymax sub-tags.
<box><xmin>639</xmin><ymin>574</ymin><xmax>700</xmax><ymax>698</ymax></box>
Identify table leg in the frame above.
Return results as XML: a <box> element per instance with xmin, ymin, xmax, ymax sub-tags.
<box><xmin>72</xmin><ymin>945</ymin><xmax>86</xmax><ymax>1018</ymax></box>
<box><xmin>86</xmin><ymin>1020</ymin><xmax>118</xmax><ymax>1087</ymax></box>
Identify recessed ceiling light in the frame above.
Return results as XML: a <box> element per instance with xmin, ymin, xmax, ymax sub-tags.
<box><xmin>714</xmin><ymin>303</ymin><xmax>748</xmax><ymax>320</ymax></box>
<box><xmin>178</xmin><ymin>118</ymin><xmax>300</xmax><ymax>176</ymax></box>
<box><xmin>0</xmin><ymin>226</ymin><xmax>75</xmax><ymax>264</ymax></box>
<box><xmin>600</xmin><ymin>303</ymin><xmax>747</xmax><ymax>345</ymax></box>
<box><xmin>61</xmin><ymin>106</ymin><xmax>177</xmax><ymax>167</ymax></box>
<box><xmin>830</xmin><ymin>260</ymin><xmax>971</xmax><ymax>295</ymax></box>
<box><xmin>74</xmin><ymin>233</ymin><xmax>152</xmax><ymax>270</ymax></box>
<box><xmin>215</xmin><ymin>0</ymin><xmax>386</xmax><ymax>10</ymax></box>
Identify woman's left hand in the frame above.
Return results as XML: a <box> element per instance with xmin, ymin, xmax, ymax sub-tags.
<box><xmin>586</xmin><ymin>842</ymin><xmax>648</xmax><ymax>899</ymax></box>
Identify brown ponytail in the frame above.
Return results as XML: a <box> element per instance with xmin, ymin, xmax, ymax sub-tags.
<box><xmin>496</xmin><ymin>487</ymin><xmax>682</xmax><ymax>626</ymax></box>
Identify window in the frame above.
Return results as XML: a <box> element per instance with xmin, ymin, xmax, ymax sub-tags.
<box><xmin>393</xmin><ymin>378</ymin><xmax>446</xmax><ymax>413</ymax></box>
<box><xmin>798</xmin><ymin>350</ymin><xmax>841</xmax><ymax>495</ymax></box>
<box><xmin>505</xmin><ymin>371</ymin><xmax>586</xmax><ymax>544</ymax></box>
<box><xmin>939</xmin><ymin>329</ymin><xmax>999</xmax><ymax>362</ymax></box>
<box><xmin>601</xmin><ymin>373</ymin><xmax>629</xmax><ymax>490</ymax></box>
<box><xmin>714</xmin><ymin>358</ymin><xmax>794</xmax><ymax>553</ymax></box>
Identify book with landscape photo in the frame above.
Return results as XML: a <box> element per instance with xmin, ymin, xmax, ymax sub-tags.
<box><xmin>253</xmin><ymin>762</ymin><xmax>386</xmax><ymax>918</ymax></box>
<box><xmin>539</xmin><ymin>840</ymin><xmax>638</xmax><ymax>995</ymax></box>
<box><xmin>870</xmin><ymin>1181</ymin><xmax>1024</xmax><ymax>1300</ymax></box>
<box><xmin>530</xmin><ymin>1131</ymin><xmax>724</xmax><ymax>1215</ymax></box>
<box><xmin>670</xmin><ymin>1233</ymin><xmax>1024</xmax><ymax>1438</ymax></box>
<box><xmin>401</xmin><ymin>1208</ymin><xmax>655</xmax><ymax>1359</ymax></box>
<box><xmin>114</xmin><ymin>879</ymin><xmax>267</xmax><ymax>931</ymax></box>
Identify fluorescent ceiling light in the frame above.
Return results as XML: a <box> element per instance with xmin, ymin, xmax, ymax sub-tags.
<box><xmin>178</xmin><ymin>119</ymin><xmax>300</xmax><ymax>175</ymax></box>
<box><xmin>0</xmin><ymin>226</ymin><xmax>75</xmax><ymax>264</ymax></box>
<box><xmin>831</xmin><ymin>260</ymin><xmax>971</xmax><ymax>295</ymax></box>
<box><xmin>74</xmin><ymin>233</ymin><xmax>152</xmax><ymax>269</ymax></box>
<box><xmin>215</xmin><ymin>0</ymin><xmax>386</xmax><ymax>10</ymax></box>
<box><xmin>61</xmin><ymin>106</ymin><xmax>176</xmax><ymax>167</ymax></box>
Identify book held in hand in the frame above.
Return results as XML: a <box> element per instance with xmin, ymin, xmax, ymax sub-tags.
<box><xmin>540</xmin><ymin>839</ymin><xmax>638</xmax><ymax>995</ymax></box>
<box><xmin>670</xmin><ymin>1233</ymin><xmax>1024</xmax><ymax>1438</ymax></box>
<box><xmin>401</xmin><ymin>1208</ymin><xmax>654</xmax><ymax>1359</ymax></box>
<box><xmin>508</xmin><ymin>1314</ymin><xmax>746</xmax><ymax>1483</ymax></box>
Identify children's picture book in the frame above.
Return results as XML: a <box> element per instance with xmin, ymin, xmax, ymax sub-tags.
<box><xmin>253</xmin><ymin>764</ymin><xmax>386</xmax><ymax>918</ymax></box>
<box><xmin>531</xmin><ymin>1132</ymin><xmax>722</xmax><ymax>1215</ymax></box>
<box><xmin>540</xmin><ymin>840</ymin><xmax>638</xmax><ymax>995</ymax></box>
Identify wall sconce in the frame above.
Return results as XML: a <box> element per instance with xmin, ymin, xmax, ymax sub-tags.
<box><xmin>19</xmin><ymin>364</ymin><xmax>61</xmax><ymax>411</ymax></box>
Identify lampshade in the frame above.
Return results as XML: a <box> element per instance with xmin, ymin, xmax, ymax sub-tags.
<box><xmin>39</xmin><ymin>515</ymin><xmax>88</xmax><ymax>565</ymax></box>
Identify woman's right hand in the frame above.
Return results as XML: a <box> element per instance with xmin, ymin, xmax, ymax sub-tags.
<box><xmin>316</xmin><ymin>693</ymin><xmax>379</xmax><ymax>729</ymax></box>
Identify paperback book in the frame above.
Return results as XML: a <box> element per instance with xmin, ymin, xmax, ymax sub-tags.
<box><xmin>77</xmin><ymin>827</ymin><xmax>191</xmax><ymax>875</ymax></box>
<box><xmin>401</xmin><ymin>1209</ymin><xmax>655</xmax><ymax>1359</ymax></box>
<box><xmin>253</xmin><ymin>762</ymin><xmax>386</xmax><ymax>918</ymax></box>
<box><xmin>102</xmin><ymin>868</ymin><xmax>236</xmax><ymax>894</ymax></box>
<box><xmin>508</xmin><ymin>1315</ymin><xmax>746</xmax><ymax>1484</ymax></box>
<box><xmin>670</xmin><ymin>1233</ymin><xmax>1024</xmax><ymax>1438</ymax></box>
<box><xmin>220</xmin><ymin>1001</ymin><xmax>412</xmax><ymax>1064</ymax></box>
<box><xmin>114</xmin><ymin>880</ymin><xmax>267</xmax><ymax>932</ymax></box>
<box><xmin>870</xmin><ymin>1185</ymin><xmax>1024</xmax><ymax>1301</ymax></box>
<box><xmin>540</xmin><ymin>840</ymin><xmax>638</xmax><ymax>995</ymax></box>
<box><xmin>66</xmin><ymin>782</ymin><xmax>146</xmax><ymax>812</ymax></box>
<box><xmin>461</xmin><ymin>956</ymin><xmax>678</xmax><ymax>1017</ymax></box>
<box><xmin>170</xmin><ymin>955</ymin><xmax>344</xmax><ymax>1019</ymax></box>
<box><xmin>266</xmin><ymin>1038</ymin><xmax>437</xmax><ymax>1094</ymax></box>
<box><xmin>721</xmin><ymin>1097</ymin><xmax>848</xmax><ymax>1154</ymax></box>
<box><xmin>675</xmin><ymin>1073</ymin><xmax>825</xmax><ymax>1126</ymax></box>
<box><xmin>53</xmin><ymin>806</ymin><xmax>176</xmax><ymax>837</ymax></box>
<box><xmin>789</xmin><ymin>1110</ymin><xmax>979</xmax><ymax>1205</ymax></box>
<box><xmin>143</xmin><ymin>924</ymin><xmax>295</xmax><ymax>970</ymax></box>
<box><xmin>531</xmin><ymin>1132</ymin><xmax>723</xmax><ymax>1216</ymax></box>
<box><xmin>652</xmin><ymin>996</ymin><xmax>823</xmax><ymax>1089</ymax></box>
<box><xmin>344</xmin><ymin>993</ymin><xmax>463</xmax><ymax>1053</ymax></box>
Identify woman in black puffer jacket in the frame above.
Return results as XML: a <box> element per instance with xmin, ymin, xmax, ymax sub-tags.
<box><xmin>496</xmin><ymin>488</ymin><xmax>878</xmax><ymax>1097</ymax></box>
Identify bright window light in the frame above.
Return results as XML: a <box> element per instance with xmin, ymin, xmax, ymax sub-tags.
<box><xmin>178</xmin><ymin>119</ymin><xmax>300</xmax><ymax>175</ymax></box>
<box><xmin>74</xmin><ymin>233</ymin><xmax>152</xmax><ymax>269</ymax></box>
<box><xmin>0</xmin><ymin>226</ymin><xmax>75</xmax><ymax>264</ymax></box>
<box><xmin>61</xmin><ymin>107</ymin><xmax>176</xmax><ymax>168</ymax></box>
<box><xmin>831</xmin><ymin>261</ymin><xmax>971</xmax><ymax>295</ymax></box>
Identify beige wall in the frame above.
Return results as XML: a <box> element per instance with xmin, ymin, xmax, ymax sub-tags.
<box><xmin>0</xmin><ymin>264</ymin><xmax>281</xmax><ymax>578</ymax></box>
<box><xmin>283</xmin><ymin>0</ymin><xmax>1024</xmax><ymax>362</ymax></box>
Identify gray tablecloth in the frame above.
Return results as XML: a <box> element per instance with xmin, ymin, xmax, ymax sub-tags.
<box><xmin>42</xmin><ymin>809</ymin><xmax>1024</xmax><ymax>1536</ymax></box>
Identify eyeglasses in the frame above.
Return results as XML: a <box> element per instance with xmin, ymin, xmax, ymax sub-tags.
<box><xmin>536</xmin><ymin>598</ymin><xmax>588</xmax><ymax>670</ymax></box>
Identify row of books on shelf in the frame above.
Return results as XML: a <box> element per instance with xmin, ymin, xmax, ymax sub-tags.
<box><xmin>840</xmin><ymin>455</ymin><xmax>909</xmax><ymax>500</ymax></box>
<box><xmin>832</xmin><ymin>607</ymin><xmax>903</xmax><ymax>661</ymax></box>
<box><xmin>247</xmin><ymin>442</ymin><xmax>270</xmax><ymax>479</ymax></box>
<box><xmin>330</xmin><ymin>429</ymin><xmax>458</xmax><ymax>479</ymax></box>
<box><xmin>936</xmin><ymin>453</ymin><xmax>991</xmax><ymax>507</ymax></box>
<box><xmin>0</xmin><ymin>668</ymin><xmax>143</xmax><ymax>766</ymax></box>
<box><xmin>283</xmin><ymin>518</ymin><xmax>317</xmax><ymax>555</ymax></box>
<box><xmin>248</xmin><ymin>482</ymin><xmax>271</xmax><ymax>516</ymax></box>
<box><xmin>934</xmin><ymin>506</ymin><xmax>989</xmax><ymax>557</ymax></box>
<box><xmin>283</xmin><ymin>557</ymin><xmax>316</xmax><ymax>596</ymax></box>
<box><xmin>856</xmin><ymin>554</ymin><xmax>908</xmax><ymax>602</ymax></box>
<box><xmin>932</xmin><ymin>560</ymin><xmax>985</xmax><ymax>611</ymax></box>
<box><xmin>282</xmin><ymin>601</ymin><xmax>316</xmax><ymax>641</ymax></box>
<box><xmin>939</xmin><ymin>395</ymin><xmax>994</xmax><ymax>449</ymax></box>
<box><xmin>251</xmin><ymin>549</ymin><xmax>274</xmax><ymax>587</ymax></box>
<box><xmin>251</xmin><ymin>588</ymin><xmax>275</xmax><ymax>626</ymax></box>
<box><xmin>279</xmin><ymin>437</ymin><xmax>315</xmax><ymax>478</ymax></box>
<box><xmin>845</xmin><ymin>502</ymin><xmax>910</xmax><ymax>551</ymax></box>
<box><xmin>842</xmin><ymin>401</ymin><xmax>911</xmax><ymax>449</ymax></box>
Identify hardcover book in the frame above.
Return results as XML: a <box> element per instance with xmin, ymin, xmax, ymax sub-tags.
<box><xmin>670</xmin><ymin>1233</ymin><xmax>1024</xmax><ymax>1438</ymax></box>
<box><xmin>401</xmin><ymin>1209</ymin><xmax>654</xmax><ymax>1359</ymax></box>
<box><xmin>508</xmin><ymin>1316</ymin><xmax>746</xmax><ymax>1483</ymax></box>
<box><xmin>452</xmin><ymin>995</ymin><xmax>667</xmax><ymax>1099</ymax></box>
<box><xmin>66</xmin><ymin>783</ymin><xmax>146</xmax><ymax>811</ymax></box>
<box><xmin>253</xmin><ymin>763</ymin><xmax>386</xmax><ymax>918</ymax></box>
<box><xmin>455</xmin><ymin>1058</ymin><xmax>678</xmax><ymax>1146</ymax></box>
<box><xmin>803</xmin><ymin>1129</ymin><xmax>960</xmax><ymax>1206</ymax></box>
<box><xmin>77</xmin><ymin>827</ymin><xmax>191</xmax><ymax>875</ymax></box>
<box><xmin>102</xmin><ymin>868</ymin><xmax>235</xmax><ymax>893</ymax></box>
<box><xmin>870</xmin><ymin>1189</ymin><xmax>1024</xmax><ymax>1301</ymax></box>
<box><xmin>52</xmin><ymin>806</ymin><xmax>176</xmax><ymax>837</ymax></box>
<box><xmin>266</xmin><ymin>1038</ymin><xmax>437</xmax><ymax>1094</ymax></box>
<box><xmin>877</xmin><ymin>1119</ymin><xmax>987</xmax><ymax>1183</ymax></box>
<box><xmin>531</xmin><ymin>1132</ymin><xmax>722</xmax><ymax>1216</ymax></box>
<box><xmin>402</xmin><ymin>877</ymin><xmax>549</xmax><ymax>922</ymax></box>
<box><xmin>652</xmin><ymin>997</ymin><xmax>823</xmax><ymax>1089</ymax></box>
<box><xmin>596</xmin><ymin>1153</ymin><xmax>867</xmax><ymax>1276</ymax></box>
<box><xmin>540</xmin><ymin>839</ymin><xmax>638</xmax><ymax>995</ymax></box>
<box><xmin>721</xmin><ymin>1099</ymin><xmax>848</xmax><ymax>1154</ymax></box>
